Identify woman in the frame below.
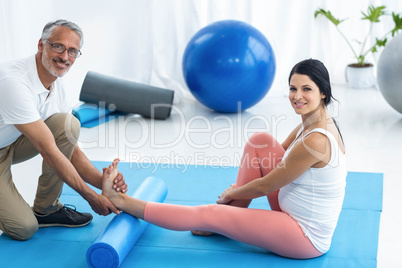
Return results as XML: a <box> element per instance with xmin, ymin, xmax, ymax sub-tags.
<box><xmin>102</xmin><ymin>59</ymin><xmax>346</xmax><ymax>259</ymax></box>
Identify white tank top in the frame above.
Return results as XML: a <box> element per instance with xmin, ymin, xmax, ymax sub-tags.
<box><xmin>278</xmin><ymin>127</ymin><xmax>347</xmax><ymax>253</ymax></box>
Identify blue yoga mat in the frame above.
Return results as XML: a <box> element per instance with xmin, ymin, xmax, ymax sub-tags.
<box><xmin>0</xmin><ymin>162</ymin><xmax>382</xmax><ymax>268</ymax></box>
<box><xmin>72</xmin><ymin>103</ymin><xmax>126</xmax><ymax>128</ymax></box>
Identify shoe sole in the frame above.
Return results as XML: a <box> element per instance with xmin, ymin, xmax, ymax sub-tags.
<box><xmin>38</xmin><ymin>221</ymin><xmax>91</xmax><ymax>228</ymax></box>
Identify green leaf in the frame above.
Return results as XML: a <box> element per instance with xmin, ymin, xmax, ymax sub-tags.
<box><xmin>361</xmin><ymin>5</ymin><xmax>386</xmax><ymax>23</ymax></box>
<box><xmin>371</xmin><ymin>38</ymin><xmax>387</xmax><ymax>54</ymax></box>
<box><xmin>391</xmin><ymin>12</ymin><xmax>402</xmax><ymax>37</ymax></box>
<box><xmin>357</xmin><ymin>55</ymin><xmax>365</xmax><ymax>65</ymax></box>
<box><xmin>376</xmin><ymin>38</ymin><xmax>387</xmax><ymax>47</ymax></box>
<box><xmin>314</xmin><ymin>9</ymin><xmax>345</xmax><ymax>26</ymax></box>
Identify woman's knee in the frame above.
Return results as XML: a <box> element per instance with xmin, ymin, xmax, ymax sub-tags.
<box><xmin>246</xmin><ymin>132</ymin><xmax>276</xmax><ymax>149</ymax></box>
<box><xmin>245</xmin><ymin>132</ymin><xmax>285</xmax><ymax>169</ymax></box>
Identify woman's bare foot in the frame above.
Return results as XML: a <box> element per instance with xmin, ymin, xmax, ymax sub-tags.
<box><xmin>102</xmin><ymin>158</ymin><xmax>124</xmax><ymax>208</ymax></box>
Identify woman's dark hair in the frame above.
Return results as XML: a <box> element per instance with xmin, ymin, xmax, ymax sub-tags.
<box><xmin>289</xmin><ymin>59</ymin><xmax>344</xmax><ymax>142</ymax></box>
<box><xmin>288</xmin><ymin>59</ymin><xmax>335</xmax><ymax>106</ymax></box>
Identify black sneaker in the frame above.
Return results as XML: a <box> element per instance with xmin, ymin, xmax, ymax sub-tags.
<box><xmin>34</xmin><ymin>204</ymin><xmax>93</xmax><ymax>228</ymax></box>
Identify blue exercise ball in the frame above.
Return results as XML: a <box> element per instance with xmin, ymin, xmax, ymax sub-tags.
<box><xmin>182</xmin><ymin>20</ymin><xmax>276</xmax><ymax>112</ymax></box>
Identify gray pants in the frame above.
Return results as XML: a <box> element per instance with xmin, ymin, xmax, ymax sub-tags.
<box><xmin>0</xmin><ymin>113</ymin><xmax>80</xmax><ymax>240</ymax></box>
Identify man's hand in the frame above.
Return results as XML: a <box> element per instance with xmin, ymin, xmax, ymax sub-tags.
<box><xmin>113</xmin><ymin>172</ymin><xmax>127</xmax><ymax>192</ymax></box>
<box><xmin>102</xmin><ymin>167</ymin><xmax>128</xmax><ymax>193</ymax></box>
<box><xmin>86</xmin><ymin>192</ymin><xmax>120</xmax><ymax>216</ymax></box>
<box><xmin>102</xmin><ymin>159</ymin><xmax>128</xmax><ymax>194</ymax></box>
<box><xmin>72</xmin><ymin>147</ymin><xmax>128</xmax><ymax>193</ymax></box>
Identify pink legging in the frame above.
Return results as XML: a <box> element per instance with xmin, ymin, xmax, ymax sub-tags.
<box><xmin>144</xmin><ymin>133</ymin><xmax>323</xmax><ymax>259</ymax></box>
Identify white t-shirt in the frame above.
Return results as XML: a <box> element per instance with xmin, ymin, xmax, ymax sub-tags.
<box><xmin>278</xmin><ymin>127</ymin><xmax>347</xmax><ymax>253</ymax></box>
<box><xmin>0</xmin><ymin>55</ymin><xmax>71</xmax><ymax>148</ymax></box>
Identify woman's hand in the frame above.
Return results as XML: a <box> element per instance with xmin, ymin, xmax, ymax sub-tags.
<box><xmin>216</xmin><ymin>184</ymin><xmax>238</xmax><ymax>204</ymax></box>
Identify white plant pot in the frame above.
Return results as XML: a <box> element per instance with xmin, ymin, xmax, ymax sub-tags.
<box><xmin>345</xmin><ymin>64</ymin><xmax>376</xmax><ymax>89</ymax></box>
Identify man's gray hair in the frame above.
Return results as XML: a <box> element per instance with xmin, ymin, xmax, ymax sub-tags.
<box><xmin>41</xmin><ymin>19</ymin><xmax>83</xmax><ymax>48</ymax></box>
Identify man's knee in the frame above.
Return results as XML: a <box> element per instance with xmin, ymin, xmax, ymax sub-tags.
<box><xmin>63</xmin><ymin>113</ymin><xmax>80</xmax><ymax>143</ymax></box>
<box><xmin>45</xmin><ymin>113</ymin><xmax>81</xmax><ymax>144</ymax></box>
<box><xmin>4</xmin><ymin>216</ymin><xmax>38</xmax><ymax>241</ymax></box>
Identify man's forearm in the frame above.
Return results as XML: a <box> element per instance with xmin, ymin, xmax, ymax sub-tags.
<box><xmin>14</xmin><ymin>119</ymin><xmax>101</xmax><ymax>203</ymax></box>
<box><xmin>41</xmin><ymin>146</ymin><xmax>98</xmax><ymax>201</ymax></box>
<box><xmin>71</xmin><ymin>145</ymin><xmax>102</xmax><ymax>189</ymax></box>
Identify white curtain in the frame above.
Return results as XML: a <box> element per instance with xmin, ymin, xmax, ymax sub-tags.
<box><xmin>1</xmin><ymin>0</ymin><xmax>401</xmax><ymax>104</ymax></box>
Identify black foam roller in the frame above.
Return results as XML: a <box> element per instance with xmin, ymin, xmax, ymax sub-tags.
<box><xmin>79</xmin><ymin>71</ymin><xmax>174</xmax><ymax>119</ymax></box>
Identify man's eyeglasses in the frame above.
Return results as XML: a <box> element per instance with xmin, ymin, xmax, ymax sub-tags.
<box><xmin>45</xmin><ymin>40</ymin><xmax>82</xmax><ymax>58</ymax></box>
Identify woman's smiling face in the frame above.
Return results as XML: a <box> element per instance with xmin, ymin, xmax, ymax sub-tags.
<box><xmin>289</xmin><ymin>73</ymin><xmax>326</xmax><ymax>116</ymax></box>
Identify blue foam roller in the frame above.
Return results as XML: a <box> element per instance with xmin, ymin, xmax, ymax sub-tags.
<box><xmin>86</xmin><ymin>177</ymin><xmax>168</xmax><ymax>268</ymax></box>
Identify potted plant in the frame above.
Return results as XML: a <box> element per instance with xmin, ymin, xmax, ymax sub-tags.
<box><xmin>314</xmin><ymin>5</ymin><xmax>402</xmax><ymax>88</ymax></box>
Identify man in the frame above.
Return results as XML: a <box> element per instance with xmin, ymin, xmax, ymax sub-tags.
<box><xmin>0</xmin><ymin>19</ymin><xmax>127</xmax><ymax>241</ymax></box>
